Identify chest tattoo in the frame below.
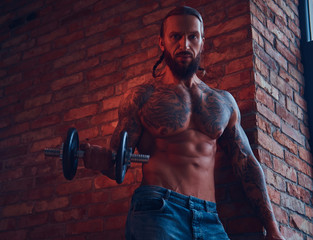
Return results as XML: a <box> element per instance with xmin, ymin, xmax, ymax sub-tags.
<box><xmin>140</xmin><ymin>87</ymin><xmax>191</xmax><ymax>135</ymax></box>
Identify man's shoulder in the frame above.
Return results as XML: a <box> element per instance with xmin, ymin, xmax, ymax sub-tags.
<box><xmin>121</xmin><ymin>80</ymin><xmax>155</xmax><ymax>108</ymax></box>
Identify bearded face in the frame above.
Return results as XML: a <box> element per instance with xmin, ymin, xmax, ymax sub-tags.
<box><xmin>163</xmin><ymin>48</ymin><xmax>201</xmax><ymax>81</ymax></box>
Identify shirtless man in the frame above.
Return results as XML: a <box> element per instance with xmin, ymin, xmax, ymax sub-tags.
<box><xmin>82</xmin><ymin>6</ymin><xmax>285</xmax><ymax>240</ymax></box>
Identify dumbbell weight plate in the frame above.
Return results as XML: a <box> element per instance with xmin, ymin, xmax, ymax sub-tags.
<box><xmin>116</xmin><ymin>131</ymin><xmax>128</xmax><ymax>184</ymax></box>
<box><xmin>63</xmin><ymin>128</ymin><xmax>79</xmax><ymax>180</ymax></box>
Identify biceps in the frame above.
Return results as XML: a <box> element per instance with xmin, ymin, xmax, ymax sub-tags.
<box><xmin>110</xmin><ymin>115</ymin><xmax>142</xmax><ymax>151</ymax></box>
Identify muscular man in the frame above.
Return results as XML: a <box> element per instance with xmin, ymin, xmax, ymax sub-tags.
<box><xmin>82</xmin><ymin>6</ymin><xmax>285</xmax><ymax>240</ymax></box>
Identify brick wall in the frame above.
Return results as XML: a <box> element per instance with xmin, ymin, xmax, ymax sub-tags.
<box><xmin>250</xmin><ymin>0</ymin><xmax>313</xmax><ymax>239</ymax></box>
<box><xmin>0</xmin><ymin>0</ymin><xmax>312</xmax><ymax>239</ymax></box>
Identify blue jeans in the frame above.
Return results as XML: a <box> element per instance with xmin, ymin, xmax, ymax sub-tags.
<box><xmin>126</xmin><ymin>185</ymin><xmax>229</xmax><ymax>240</ymax></box>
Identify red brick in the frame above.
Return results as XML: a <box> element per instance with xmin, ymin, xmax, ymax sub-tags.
<box><xmin>19</xmin><ymin>212</ymin><xmax>49</xmax><ymax>228</ymax></box>
<box><xmin>53</xmin><ymin>50</ymin><xmax>85</xmax><ymax>68</ymax></box>
<box><xmin>264</xmin><ymin>41</ymin><xmax>288</xmax><ymax>71</ymax></box>
<box><xmin>204</xmin><ymin>41</ymin><xmax>252</xmax><ymax>66</ymax></box>
<box><xmin>24</xmin><ymin>93</ymin><xmax>52</xmax><ymax>109</ymax></box>
<box><xmin>37</xmin><ymin>27</ymin><xmax>67</xmax><ymax>45</ymax></box>
<box><xmin>0</xmin><ymin>73</ymin><xmax>22</xmax><ymax>88</ymax></box>
<box><xmin>124</xmin><ymin>2</ymin><xmax>159</xmax><ymax>21</ymax></box>
<box><xmin>101</xmin><ymin>123</ymin><xmax>116</xmax><ymax>136</ymax></box>
<box><xmin>35</xmin><ymin>197</ymin><xmax>69</xmax><ymax>212</ymax></box>
<box><xmin>281</xmin><ymin>193</ymin><xmax>305</xmax><ymax>214</ymax></box>
<box><xmin>220</xmin><ymin>70</ymin><xmax>251</xmax><ymax>90</ymax></box>
<box><xmin>110</xmin><ymin>184</ymin><xmax>137</xmax><ymax>201</ymax></box>
<box><xmin>23</xmin><ymin>43</ymin><xmax>51</xmax><ymax>60</ymax></box>
<box><xmin>124</xmin><ymin>24</ymin><xmax>159</xmax><ymax>43</ymax></box>
<box><xmin>30</xmin><ymin>224</ymin><xmax>64</xmax><ymax>239</ymax></box>
<box><xmin>257</xmin><ymin>103</ymin><xmax>281</xmax><ymax>128</ymax></box>
<box><xmin>298</xmin><ymin>173</ymin><xmax>313</xmax><ymax>191</ymax></box>
<box><xmin>285</xmin><ymin>151</ymin><xmax>311</xmax><ymax>175</ymax></box>
<box><xmin>50</xmin><ymin>73</ymin><xmax>83</xmax><ymax>91</ymax></box>
<box><xmin>264</xmin><ymin>167</ymin><xmax>286</xmax><ymax>191</ymax></box>
<box><xmin>104</xmin><ymin>215</ymin><xmax>127</xmax><ymax>230</ymax></box>
<box><xmin>38</xmin><ymin>48</ymin><xmax>67</xmax><ymax>64</ymax></box>
<box><xmin>88</xmin><ymin>200</ymin><xmax>129</xmax><ymax>217</ymax></box>
<box><xmin>290</xmin><ymin>214</ymin><xmax>313</xmax><ymax>235</ymax></box>
<box><xmin>2</xmin><ymin>202</ymin><xmax>34</xmax><ymax>217</ymax></box>
<box><xmin>86</xmin><ymin>61</ymin><xmax>119</xmax><ymax>81</ymax></box>
<box><xmin>0</xmin><ymin>230</ymin><xmax>27</xmax><ymax>240</ymax></box>
<box><xmin>87</xmin><ymin>37</ymin><xmax>121</xmax><ymax>57</ymax></box>
<box><xmin>71</xmin><ymin>191</ymin><xmax>110</xmax><ymax>206</ymax></box>
<box><xmin>142</xmin><ymin>7</ymin><xmax>173</xmax><ymax>25</ymax></box>
<box><xmin>205</xmin><ymin>14</ymin><xmax>251</xmax><ymax>38</ymax></box>
<box><xmin>276</xmin><ymin>39</ymin><xmax>297</xmax><ymax>65</ymax></box>
<box><xmin>66</xmin><ymin>219</ymin><xmax>103</xmax><ymax>235</ymax></box>
<box><xmin>213</xmin><ymin>28</ymin><xmax>250</xmax><ymax>50</ymax></box>
<box><xmin>54</xmin><ymin>30</ymin><xmax>84</xmax><ymax>48</ymax></box>
<box><xmin>272</xmin><ymin>204</ymin><xmax>288</xmax><ymax>225</ymax></box>
<box><xmin>267</xmin><ymin>186</ymin><xmax>281</xmax><ymax>204</ymax></box>
<box><xmin>225</xmin><ymin>55</ymin><xmax>253</xmax><ymax>74</ymax></box>
<box><xmin>54</xmin><ymin>84</ymin><xmax>85</xmax><ymax>101</ymax></box>
<box><xmin>64</xmin><ymin>104</ymin><xmax>98</xmax><ymax>122</ymax></box>
<box><xmin>273</xmin><ymin>157</ymin><xmax>297</xmax><ymax>181</ymax></box>
<box><xmin>54</xmin><ymin>208</ymin><xmax>85</xmax><ymax>222</ymax></box>
<box><xmin>273</xmin><ymin>130</ymin><xmax>298</xmax><ymax>154</ymax></box>
<box><xmin>251</xmin><ymin>16</ymin><xmax>273</xmax><ymax>46</ymax></box>
<box><xmin>122</xmin><ymin>47</ymin><xmax>159</xmax><ymax>68</ymax></box>
<box><xmin>281</xmin><ymin>225</ymin><xmax>304</xmax><ymax>240</ymax></box>
<box><xmin>56</xmin><ymin>179</ymin><xmax>92</xmax><ymax>195</ymax></box>
<box><xmin>24</xmin><ymin>186</ymin><xmax>54</xmax><ymax>201</ymax></box>
<box><xmin>276</xmin><ymin>103</ymin><xmax>298</xmax><ymax>128</ymax></box>
<box><xmin>281</xmin><ymin>122</ymin><xmax>305</xmax><ymax>145</ymax></box>
<box><xmin>86</xmin><ymin>16</ymin><xmax>121</xmax><ymax>37</ymax></box>
<box><xmin>287</xmin><ymin>182</ymin><xmax>311</xmax><ymax>204</ymax></box>
<box><xmin>65</xmin><ymin>57</ymin><xmax>99</xmax><ymax>75</ymax></box>
<box><xmin>31</xmin><ymin>115</ymin><xmax>61</xmax><ymax>129</ymax></box>
<box><xmin>0</xmin><ymin>218</ymin><xmax>15</xmax><ymax>231</ymax></box>
<box><xmin>288</xmin><ymin>64</ymin><xmax>303</xmax><ymax>84</ymax></box>
<box><xmin>90</xmin><ymin>109</ymin><xmax>118</xmax><ymax>125</ymax></box>
<box><xmin>81</xmin><ymin>87</ymin><xmax>115</xmax><ymax>104</ymax></box>
<box><xmin>2</xmin><ymin>34</ymin><xmax>28</xmax><ymax>48</ymax></box>
<box><xmin>298</xmin><ymin>146</ymin><xmax>312</xmax><ymax>164</ymax></box>
<box><xmin>256</xmin><ymin>87</ymin><xmax>274</xmax><ymax>111</ymax></box>
<box><xmin>0</xmin><ymin>135</ymin><xmax>19</xmax><ymax>150</ymax></box>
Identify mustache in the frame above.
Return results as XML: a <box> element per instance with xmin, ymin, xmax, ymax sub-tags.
<box><xmin>175</xmin><ymin>51</ymin><xmax>193</xmax><ymax>57</ymax></box>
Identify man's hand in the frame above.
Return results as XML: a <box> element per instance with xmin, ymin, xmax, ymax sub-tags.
<box><xmin>80</xmin><ymin>143</ymin><xmax>114</xmax><ymax>173</ymax></box>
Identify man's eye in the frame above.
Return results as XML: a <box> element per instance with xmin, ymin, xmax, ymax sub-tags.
<box><xmin>189</xmin><ymin>35</ymin><xmax>197</xmax><ymax>40</ymax></box>
<box><xmin>171</xmin><ymin>34</ymin><xmax>181</xmax><ymax>40</ymax></box>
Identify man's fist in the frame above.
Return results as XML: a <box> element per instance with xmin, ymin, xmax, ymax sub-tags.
<box><xmin>80</xmin><ymin>143</ymin><xmax>114</xmax><ymax>176</ymax></box>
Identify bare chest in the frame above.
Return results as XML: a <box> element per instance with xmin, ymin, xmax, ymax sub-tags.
<box><xmin>139</xmin><ymin>85</ymin><xmax>232</xmax><ymax>139</ymax></box>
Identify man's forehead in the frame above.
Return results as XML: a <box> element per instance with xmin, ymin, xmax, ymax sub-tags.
<box><xmin>164</xmin><ymin>15</ymin><xmax>202</xmax><ymax>34</ymax></box>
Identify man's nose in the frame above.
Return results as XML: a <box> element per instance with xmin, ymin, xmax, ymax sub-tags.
<box><xmin>179</xmin><ymin>35</ymin><xmax>190</xmax><ymax>50</ymax></box>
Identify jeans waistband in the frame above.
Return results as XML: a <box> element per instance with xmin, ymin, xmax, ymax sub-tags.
<box><xmin>133</xmin><ymin>185</ymin><xmax>217</xmax><ymax>213</ymax></box>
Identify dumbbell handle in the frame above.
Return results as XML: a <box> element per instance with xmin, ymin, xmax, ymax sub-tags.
<box><xmin>44</xmin><ymin>147</ymin><xmax>149</xmax><ymax>163</ymax></box>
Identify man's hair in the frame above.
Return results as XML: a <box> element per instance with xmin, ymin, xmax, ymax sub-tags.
<box><xmin>160</xmin><ymin>6</ymin><xmax>204</xmax><ymax>38</ymax></box>
<box><xmin>153</xmin><ymin>6</ymin><xmax>204</xmax><ymax>78</ymax></box>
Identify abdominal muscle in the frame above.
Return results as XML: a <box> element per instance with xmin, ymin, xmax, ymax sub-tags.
<box><xmin>140</xmin><ymin>128</ymin><xmax>217</xmax><ymax>202</ymax></box>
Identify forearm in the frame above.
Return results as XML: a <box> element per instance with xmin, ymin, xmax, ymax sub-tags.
<box><xmin>81</xmin><ymin>143</ymin><xmax>116</xmax><ymax>179</ymax></box>
<box><xmin>235</xmin><ymin>156</ymin><xmax>279</xmax><ymax>234</ymax></box>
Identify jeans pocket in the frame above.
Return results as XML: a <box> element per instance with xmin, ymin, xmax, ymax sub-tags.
<box><xmin>133</xmin><ymin>197</ymin><xmax>166</xmax><ymax>214</ymax></box>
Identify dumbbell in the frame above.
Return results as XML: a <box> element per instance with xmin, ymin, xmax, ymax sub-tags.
<box><xmin>44</xmin><ymin>128</ymin><xmax>149</xmax><ymax>184</ymax></box>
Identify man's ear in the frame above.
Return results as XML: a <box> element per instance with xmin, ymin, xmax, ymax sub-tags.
<box><xmin>200</xmin><ymin>37</ymin><xmax>205</xmax><ymax>52</ymax></box>
<box><xmin>159</xmin><ymin>36</ymin><xmax>165</xmax><ymax>51</ymax></box>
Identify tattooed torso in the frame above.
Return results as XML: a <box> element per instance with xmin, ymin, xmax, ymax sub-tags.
<box><xmin>110</xmin><ymin>79</ymin><xmax>234</xmax><ymax>201</ymax></box>
<box><xmin>139</xmin><ymin>80</ymin><xmax>232</xmax><ymax>139</ymax></box>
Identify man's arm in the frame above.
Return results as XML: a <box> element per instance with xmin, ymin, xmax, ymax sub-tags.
<box><xmin>219</xmin><ymin>93</ymin><xmax>284</xmax><ymax>240</ymax></box>
<box><xmin>82</xmin><ymin>85</ymin><xmax>147</xmax><ymax>179</ymax></box>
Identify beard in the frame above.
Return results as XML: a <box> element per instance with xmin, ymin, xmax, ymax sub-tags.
<box><xmin>163</xmin><ymin>48</ymin><xmax>201</xmax><ymax>81</ymax></box>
